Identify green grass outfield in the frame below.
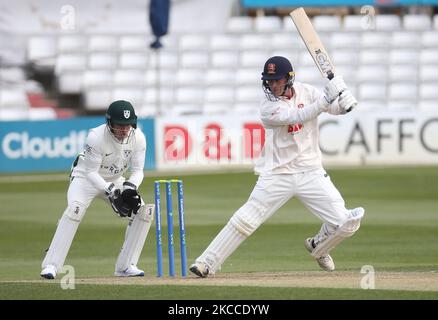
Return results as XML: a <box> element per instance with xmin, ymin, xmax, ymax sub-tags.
<box><xmin>0</xmin><ymin>167</ymin><xmax>437</xmax><ymax>300</ymax></box>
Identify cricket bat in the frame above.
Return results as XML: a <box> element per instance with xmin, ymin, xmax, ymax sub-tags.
<box><xmin>290</xmin><ymin>7</ymin><xmax>357</xmax><ymax>110</ymax></box>
<box><xmin>289</xmin><ymin>7</ymin><xmax>336</xmax><ymax>80</ymax></box>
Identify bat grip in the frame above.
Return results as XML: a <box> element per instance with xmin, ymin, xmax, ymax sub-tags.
<box><xmin>327</xmin><ymin>71</ymin><xmax>334</xmax><ymax>80</ymax></box>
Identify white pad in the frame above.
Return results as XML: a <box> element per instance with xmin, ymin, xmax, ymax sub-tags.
<box><xmin>115</xmin><ymin>203</ymin><xmax>154</xmax><ymax>272</ymax></box>
<box><xmin>229</xmin><ymin>200</ymin><xmax>267</xmax><ymax>237</ymax></box>
<box><xmin>41</xmin><ymin>202</ymin><xmax>86</xmax><ymax>269</ymax></box>
<box><xmin>311</xmin><ymin>207</ymin><xmax>365</xmax><ymax>258</ymax></box>
<box><xmin>196</xmin><ymin>221</ymin><xmax>247</xmax><ymax>274</ymax></box>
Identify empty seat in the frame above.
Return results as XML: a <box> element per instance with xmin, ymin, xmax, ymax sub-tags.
<box><xmin>58</xmin><ymin>35</ymin><xmax>87</xmax><ymax>53</ymax></box>
<box><xmin>420</xmin><ymin>49</ymin><xmax>438</xmax><ymax>64</ymax></box>
<box><xmin>388</xmin><ymin>83</ymin><xmax>417</xmax><ymax>100</ymax></box>
<box><xmin>143</xmin><ymin>88</ymin><xmax>173</xmax><ymax>105</ymax></box>
<box><xmin>209</xmin><ymin>35</ymin><xmax>239</xmax><ymax>50</ymax></box>
<box><xmin>205</xmin><ymin>86</ymin><xmax>234</xmax><ymax>103</ymax></box>
<box><xmin>358</xmin><ymin>83</ymin><xmax>387</xmax><ymax>101</ymax></box>
<box><xmin>332</xmin><ymin>50</ymin><xmax>360</xmax><ymax>65</ymax></box>
<box><xmin>226</xmin><ymin>16</ymin><xmax>253</xmax><ymax>33</ymax></box>
<box><xmin>389</xmin><ymin>49</ymin><xmax>419</xmax><ymax>64</ymax></box>
<box><xmin>356</xmin><ymin>66</ymin><xmax>388</xmax><ymax>82</ymax></box>
<box><xmin>386</xmin><ymin>100</ymin><xmax>416</xmax><ymax>111</ymax></box>
<box><xmin>144</xmin><ymin>70</ymin><xmax>174</xmax><ymax>86</ymax></box>
<box><xmin>421</xmin><ymin>31</ymin><xmax>438</xmax><ymax>47</ymax></box>
<box><xmin>236</xmin><ymin>68</ymin><xmax>260</xmax><ymax>86</ymax></box>
<box><xmin>298</xmin><ymin>51</ymin><xmax>317</xmax><ymax>67</ymax></box>
<box><xmin>375</xmin><ymin>15</ymin><xmax>401</xmax><ymax>31</ymax></box>
<box><xmin>420</xmin><ymin>83</ymin><xmax>438</xmax><ymax>99</ymax></box>
<box><xmin>82</xmin><ymin>70</ymin><xmax>113</xmax><ymax>87</ymax></box>
<box><xmin>119</xmin><ymin>36</ymin><xmax>148</xmax><ymax>51</ymax></box>
<box><xmin>171</xmin><ymin>104</ymin><xmax>202</xmax><ymax>116</ymax></box>
<box><xmin>203</xmin><ymin>103</ymin><xmax>231</xmax><ymax>115</ymax></box>
<box><xmin>57</xmin><ymin>72</ymin><xmax>83</xmax><ymax>94</ymax></box>
<box><xmin>419</xmin><ymin>65</ymin><xmax>438</xmax><ymax>81</ymax></box>
<box><xmin>359</xmin><ymin>49</ymin><xmax>389</xmax><ymax>64</ymax></box>
<box><xmin>313</xmin><ymin>15</ymin><xmax>341</xmax><ymax>32</ymax></box>
<box><xmin>403</xmin><ymin>15</ymin><xmax>432</xmax><ymax>31</ymax></box>
<box><xmin>271</xmin><ymin>33</ymin><xmax>304</xmax><ymax>50</ymax></box>
<box><xmin>28</xmin><ymin>107</ymin><xmax>57</xmax><ymax>120</ymax></box>
<box><xmin>55</xmin><ymin>54</ymin><xmax>87</xmax><ymax>74</ymax></box>
<box><xmin>254</xmin><ymin>16</ymin><xmax>282</xmax><ymax>32</ymax></box>
<box><xmin>361</xmin><ymin>32</ymin><xmax>390</xmax><ymax>48</ymax></box>
<box><xmin>149</xmin><ymin>51</ymin><xmax>179</xmax><ymax>69</ymax></box>
<box><xmin>0</xmin><ymin>87</ymin><xmax>29</xmax><ymax>107</ymax></box>
<box><xmin>240</xmin><ymin>50</ymin><xmax>269</xmax><ymax>68</ymax></box>
<box><xmin>0</xmin><ymin>68</ymin><xmax>26</xmax><ymax>84</ymax></box>
<box><xmin>284</xmin><ymin>14</ymin><xmax>301</xmax><ymax>31</ymax></box>
<box><xmin>180</xmin><ymin>52</ymin><xmax>208</xmax><ymax>68</ymax></box>
<box><xmin>27</xmin><ymin>36</ymin><xmax>57</xmax><ymax>62</ymax></box>
<box><xmin>175</xmin><ymin>87</ymin><xmax>204</xmax><ymax>103</ymax></box>
<box><xmin>0</xmin><ymin>109</ymin><xmax>28</xmax><ymax>120</ymax></box>
<box><xmin>389</xmin><ymin>65</ymin><xmax>418</xmax><ymax>81</ymax></box>
<box><xmin>391</xmin><ymin>32</ymin><xmax>421</xmax><ymax>48</ymax></box>
<box><xmin>112</xmin><ymin>88</ymin><xmax>144</xmax><ymax>105</ymax></box>
<box><xmin>84</xmin><ymin>89</ymin><xmax>112</xmax><ymax>110</ymax></box>
<box><xmin>88</xmin><ymin>53</ymin><xmax>118</xmax><ymax>69</ymax></box>
<box><xmin>343</xmin><ymin>15</ymin><xmax>365</xmax><ymax>31</ymax></box>
<box><xmin>355</xmin><ymin>101</ymin><xmax>383</xmax><ymax>112</ymax></box>
<box><xmin>294</xmin><ymin>66</ymin><xmax>321</xmax><ymax>83</ymax></box>
<box><xmin>88</xmin><ymin>35</ymin><xmax>118</xmax><ymax>51</ymax></box>
<box><xmin>205</xmin><ymin>69</ymin><xmax>235</xmax><ymax>85</ymax></box>
<box><xmin>235</xmin><ymin>86</ymin><xmax>263</xmax><ymax>103</ymax></box>
<box><xmin>211</xmin><ymin>51</ymin><xmax>239</xmax><ymax>68</ymax></box>
<box><xmin>234</xmin><ymin>103</ymin><xmax>258</xmax><ymax>115</ymax></box>
<box><xmin>179</xmin><ymin>34</ymin><xmax>209</xmax><ymax>51</ymax></box>
<box><xmin>176</xmin><ymin>69</ymin><xmax>203</xmax><ymax>85</ymax></box>
<box><xmin>240</xmin><ymin>35</ymin><xmax>269</xmax><ymax>50</ymax></box>
<box><xmin>418</xmin><ymin>100</ymin><xmax>437</xmax><ymax>111</ymax></box>
<box><xmin>114</xmin><ymin>70</ymin><xmax>146</xmax><ymax>86</ymax></box>
<box><xmin>330</xmin><ymin>32</ymin><xmax>361</xmax><ymax>48</ymax></box>
<box><xmin>119</xmin><ymin>53</ymin><xmax>148</xmax><ymax>69</ymax></box>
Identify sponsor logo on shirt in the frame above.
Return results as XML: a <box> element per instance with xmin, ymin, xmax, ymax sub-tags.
<box><xmin>288</xmin><ymin>103</ymin><xmax>304</xmax><ymax>135</ymax></box>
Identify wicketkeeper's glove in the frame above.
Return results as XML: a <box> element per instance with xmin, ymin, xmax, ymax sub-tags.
<box><xmin>105</xmin><ymin>183</ymin><xmax>133</xmax><ymax>218</ymax></box>
<box><xmin>121</xmin><ymin>182</ymin><xmax>142</xmax><ymax>215</ymax></box>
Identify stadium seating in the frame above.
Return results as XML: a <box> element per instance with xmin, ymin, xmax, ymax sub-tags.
<box><xmin>1</xmin><ymin>5</ymin><xmax>438</xmax><ymax>120</ymax></box>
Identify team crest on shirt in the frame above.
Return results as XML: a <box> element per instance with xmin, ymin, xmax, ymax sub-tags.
<box><xmin>288</xmin><ymin>103</ymin><xmax>304</xmax><ymax>135</ymax></box>
<box><xmin>124</xmin><ymin>150</ymin><xmax>132</xmax><ymax>158</ymax></box>
<box><xmin>124</xmin><ymin>110</ymin><xmax>130</xmax><ymax>119</ymax></box>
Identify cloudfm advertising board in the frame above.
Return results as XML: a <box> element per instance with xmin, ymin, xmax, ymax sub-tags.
<box><xmin>155</xmin><ymin>110</ymin><xmax>438</xmax><ymax>171</ymax></box>
<box><xmin>0</xmin><ymin>117</ymin><xmax>156</xmax><ymax>173</ymax></box>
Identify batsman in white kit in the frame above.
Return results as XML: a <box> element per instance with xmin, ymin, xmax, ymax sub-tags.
<box><xmin>41</xmin><ymin>100</ymin><xmax>154</xmax><ymax>279</ymax></box>
<box><xmin>190</xmin><ymin>56</ymin><xmax>365</xmax><ymax>278</ymax></box>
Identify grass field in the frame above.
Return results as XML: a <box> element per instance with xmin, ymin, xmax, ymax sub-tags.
<box><xmin>0</xmin><ymin>167</ymin><xmax>437</xmax><ymax>300</ymax></box>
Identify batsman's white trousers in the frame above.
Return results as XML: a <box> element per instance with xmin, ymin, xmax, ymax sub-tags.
<box><xmin>41</xmin><ymin>176</ymin><xmax>152</xmax><ymax>273</ymax></box>
<box><xmin>196</xmin><ymin>168</ymin><xmax>350</xmax><ymax>272</ymax></box>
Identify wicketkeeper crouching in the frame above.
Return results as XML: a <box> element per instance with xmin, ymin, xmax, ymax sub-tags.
<box><xmin>41</xmin><ymin>100</ymin><xmax>155</xmax><ymax>279</ymax></box>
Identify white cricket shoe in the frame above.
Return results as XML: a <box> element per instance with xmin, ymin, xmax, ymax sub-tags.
<box><xmin>40</xmin><ymin>265</ymin><xmax>57</xmax><ymax>279</ymax></box>
<box><xmin>305</xmin><ymin>238</ymin><xmax>335</xmax><ymax>272</ymax></box>
<box><xmin>189</xmin><ymin>262</ymin><xmax>209</xmax><ymax>278</ymax></box>
<box><xmin>114</xmin><ymin>265</ymin><xmax>144</xmax><ymax>277</ymax></box>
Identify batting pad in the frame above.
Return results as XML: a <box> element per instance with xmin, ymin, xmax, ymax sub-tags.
<box><xmin>115</xmin><ymin>204</ymin><xmax>154</xmax><ymax>272</ymax></box>
<box><xmin>311</xmin><ymin>207</ymin><xmax>365</xmax><ymax>258</ymax></box>
<box><xmin>41</xmin><ymin>208</ymin><xmax>83</xmax><ymax>269</ymax></box>
<box><xmin>196</xmin><ymin>221</ymin><xmax>247</xmax><ymax>274</ymax></box>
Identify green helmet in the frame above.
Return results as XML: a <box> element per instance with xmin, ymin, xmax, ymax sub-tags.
<box><xmin>105</xmin><ymin>100</ymin><xmax>137</xmax><ymax>128</ymax></box>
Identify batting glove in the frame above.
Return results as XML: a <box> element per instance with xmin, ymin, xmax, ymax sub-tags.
<box><xmin>338</xmin><ymin>90</ymin><xmax>358</xmax><ymax>113</ymax></box>
<box><xmin>323</xmin><ymin>75</ymin><xmax>347</xmax><ymax>104</ymax></box>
